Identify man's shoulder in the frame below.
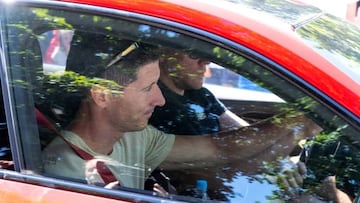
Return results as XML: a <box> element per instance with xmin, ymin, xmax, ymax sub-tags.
<box><xmin>124</xmin><ymin>126</ymin><xmax>175</xmax><ymax>147</ymax></box>
<box><xmin>144</xmin><ymin>125</ymin><xmax>174</xmax><ymax>136</ymax></box>
<box><xmin>125</xmin><ymin>126</ymin><xmax>174</xmax><ymax>137</ymax></box>
<box><xmin>42</xmin><ymin>130</ymin><xmax>80</xmax><ymax>155</ymax></box>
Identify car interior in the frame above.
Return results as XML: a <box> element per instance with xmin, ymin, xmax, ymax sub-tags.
<box><xmin>1</xmin><ymin>4</ymin><xmax>360</xmax><ymax>202</ymax></box>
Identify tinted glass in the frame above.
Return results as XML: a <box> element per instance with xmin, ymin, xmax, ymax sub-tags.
<box><xmin>225</xmin><ymin>0</ymin><xmax>360</xmax><ymax>83</ymax></box>
<box><xmin>225</xmin><ymin>0</ymin><xmax>322</xmax><ymax>24</ymax></box>
<box><xmin>296</xmin><ymin>14</ymin><xmax>360</xmax><ymax>83</ymax></box>
<box><xmin>1</xmin><ymin>4</ymin><xmax>359</xmax><ymax>203</ymax></box>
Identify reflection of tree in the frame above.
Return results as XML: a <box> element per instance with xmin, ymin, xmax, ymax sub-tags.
<box><xmin>35</xmin><ymin>71</ymin><xmax>122</xmax><ymax>127</ymax></box>
<box><xmin>304</xmin><ymin>126</ymin><xmax>360</xmax><ymax>199</ymax></box>
<box><xmin>212</xmin><ymin>47</ymin><xmax>270</xmax><ymax>91</ymax></box>
<box><xmin>209</xmin><ymin>44</ymin><xmax>360</xmax><ymax>201</ymax></box>
<box><xmin>8</xmin><ymin>5</ymin><xmax>360</xmax><ymax>202</ymax></box>
<box><xmin>227</xmin><ymin>0</ymin><xmax>321</xmax><ymax>24</ymax></box>
<box><xmin>297</xmin><ymin>14</ymin><xmax>360</xmax><ymax>68</ymax></box>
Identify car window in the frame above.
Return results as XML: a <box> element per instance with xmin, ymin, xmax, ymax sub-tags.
<box><xmin>204</xmin><ymin>63</ymin><xmax>282</xmax><ymax>101</ymax></box>
<box><xmin>1</xmin><ymin>4</ymin><xmax>359</xmax><ymax>203</ymax></box>
<box><xmin>0</xmin><ymin>82</ymin><xmax>13</xmax><ymax>171</ymax></box>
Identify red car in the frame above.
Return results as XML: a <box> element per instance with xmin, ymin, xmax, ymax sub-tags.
<box><xmin>0</xmin><ymin>0</ymin><xmax>359</xmax><ymax>202</ymax></box>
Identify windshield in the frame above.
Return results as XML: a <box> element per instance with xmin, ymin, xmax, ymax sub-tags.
<box><xmin>295</xmin><ymin>14</ymin><xmax>360</xmax><ymax>83</ymax></box>
<box><xmin>226</xmin><ymin>0</ymin><xmax>360</xmax><ymax>83</ymax></box>
<box><xmin>226</xmin><ymin>0</ymin><xmax>322</xmax><ymax>24</ymax></box>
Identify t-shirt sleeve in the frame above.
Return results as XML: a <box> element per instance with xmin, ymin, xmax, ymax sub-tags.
<box><xmin>143</xmin><ymin>126</ymin><xmax>175</xmax><ymax>174</ymax></box>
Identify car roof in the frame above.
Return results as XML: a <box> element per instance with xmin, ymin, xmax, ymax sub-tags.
<box><xmin>49</xmin><ymin>0</ymin><xmax>360</xmax><ymax>117</ymax></box>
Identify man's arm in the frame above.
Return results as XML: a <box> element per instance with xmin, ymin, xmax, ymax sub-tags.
<box><xmin>162</xmin><ymin>113</ymin><xmax>321</xmax><ymax>170</ymax></box>
<box><xmin>161</xmin><ymin>134</ymin><xmax>222</xmax><ymax>170</ymax></box>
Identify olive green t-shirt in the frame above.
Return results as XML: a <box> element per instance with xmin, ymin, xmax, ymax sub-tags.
<box><xmin>42</xmin><ymin>125</ymin><xmax>175</xmax><ymax>189</ymax></box>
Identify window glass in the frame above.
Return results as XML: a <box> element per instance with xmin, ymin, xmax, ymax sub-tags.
<box><xmin>203</xmin><ymin>63</ymin><xmax>281</xmax><ymax>103</ymax></box>
<box><xmin>38</xmin><ymin>30</ymin><xmax>74</xmax><ymax>73</ymax></box>
<box><xmin>296</xmin><ymin>14</ymin><xmax>360</xmax><ymax>83</ymax></box>
<box><xmin>2</xmin><ymin>5</ymin><xmax>359</xmax><ymax>203</ymax></box>
<box><xmin>223</xmin><ymin>0</ymin><xmax>360</xmax><ymax>83</ymax></box>
<box><xmin>0</xmin><ymin>84</ymin><xmax>13</xmax><ymax>170</ymax></box>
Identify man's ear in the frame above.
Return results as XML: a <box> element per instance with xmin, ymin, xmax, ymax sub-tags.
<box><xmin>90</xmin><ymin>85</ymin><xmax>111</xmax><ymax>108</ymax></box>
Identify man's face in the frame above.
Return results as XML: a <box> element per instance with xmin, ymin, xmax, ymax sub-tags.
<box><xmin>107</xmin><ymin>60</ymin><xmax>165</xmax><ymax>132</ymax></box>
<box><xmin>171</xmin><ymin>52</ymin><xmax>210</xmax><ymax>90</ymax></box>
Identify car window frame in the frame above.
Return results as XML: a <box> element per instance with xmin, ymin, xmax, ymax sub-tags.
<box><xmin>1</xmin><ymin>1</ymin><xmax>360</xmax><ymax>202</ymax></box>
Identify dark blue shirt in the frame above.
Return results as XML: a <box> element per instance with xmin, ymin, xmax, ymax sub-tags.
<box><xmin>149</xmin><ymin>81</ymin><xmax>226</xmax><ymax>135</ymax></box>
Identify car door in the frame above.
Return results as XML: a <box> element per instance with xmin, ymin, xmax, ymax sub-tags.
<box><xmin>0</xmin><ymin>2</ymin><xmax>183</xmax><ymax>203</ymax></box>
<box><xmin>0</xmin><ymin>1</ymin><xmax>359</xmax><ymax>203</ymax></box>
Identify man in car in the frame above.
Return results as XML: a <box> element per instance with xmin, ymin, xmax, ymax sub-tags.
<box><xmin>41</xmin><ymin>32</ymin><xmax>321</xmax><ymax>199</ymax></box>
<box><xmin>149</xmin><ymin>48</ymin><xmax>249</xmax><ymax>135</ymax></box>
<box><xmin>148</xmin><ymin>48</ymin><xmax>249</xmax><ymax>198</ymax></box>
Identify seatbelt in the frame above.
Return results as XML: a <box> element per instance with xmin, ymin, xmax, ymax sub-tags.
<box><xmin>35</xmin><ymin>108</ymin><xmax>118</xmax><ymax>185</ymax></box>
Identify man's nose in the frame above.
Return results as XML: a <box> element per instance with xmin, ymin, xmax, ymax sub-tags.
<box><xmin>152</xmin><ymin>84</ymin><xmax>165</xmax><ymax>107</ymax></box>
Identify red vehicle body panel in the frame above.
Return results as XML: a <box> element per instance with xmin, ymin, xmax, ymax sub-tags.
<box><xmin>0</xmin><ymin>179</ymin><xmax>128</xmax><ymax>203</ymax></box>
<box><xmin>62</xmin><ymin>0</ymin><xmax>360</xmax><ymax>118</ymax></box>
<box><xmin>1</xmin><ymin>0</ymin><xmax>360</xmax><ymax>202</ymax></box>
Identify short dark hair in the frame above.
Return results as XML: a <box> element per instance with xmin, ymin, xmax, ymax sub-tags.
<box><xmin>65</xmin><ymin>31</ymin><xmax>159</xmax><ymax>91</ymax></box>
<box><xmin>51</xmin><ymin>31</ymin><xmax>159</xmax><ymax>126</ymax></box>
<box><xmin>102</xmin><ymin>42</ymin><xmax>159</xmax><ymax>88</ymax></box>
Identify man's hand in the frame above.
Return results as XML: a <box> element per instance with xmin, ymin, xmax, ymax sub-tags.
<box><xmin>153</xmin><ymin>183</ymin><xmax>169</xmax><ymax>197</ymax></box>
<box><xmin>314</xmin><ymin>176</ymin><xmax>353</xmax><ymax>203</ymax></box>
<box><xmin>266</xmin><ymin>159</ymin><xmax>353</xmax><ymax>203</ymax></box>
<box><xmin>264</xmin><ymin>157</ymin><xmax>306</xmax><ymax>199</ymax></box>
<box><xmin>216</xmin><ymin>113</ymin><xmax>322</xmax><ymax>162</ymax></box>
<box><xmin>277</xmin><ymin>160</ymin><xmax>307</xmax><ymax>198</ymax></box>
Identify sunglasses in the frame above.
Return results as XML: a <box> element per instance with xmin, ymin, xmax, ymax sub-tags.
<box><xmin>106</xmin><ymin>42</ymin><xmax>140</xmax><ymax>68</ymax></box>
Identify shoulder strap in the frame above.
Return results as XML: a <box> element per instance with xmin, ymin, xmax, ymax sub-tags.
<box><xmin>35</xmin><ymin>108</ymin><xmax>118</xmax><ymax>184</ymax></box>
